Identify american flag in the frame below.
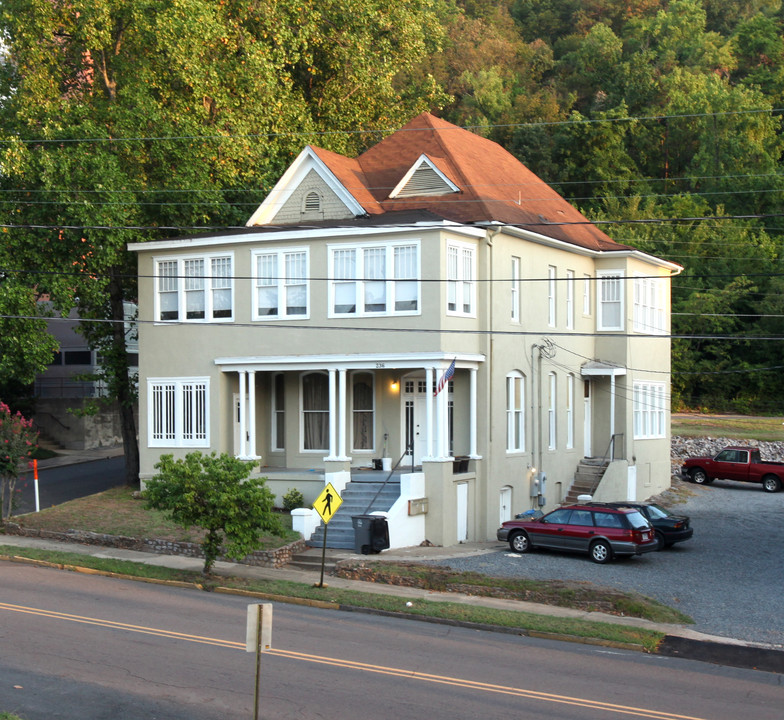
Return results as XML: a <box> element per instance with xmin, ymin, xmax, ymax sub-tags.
<box><xmin>434</xmin><ymin>358</ymin><xmax>456</xmax><ymax>397</ymax></box>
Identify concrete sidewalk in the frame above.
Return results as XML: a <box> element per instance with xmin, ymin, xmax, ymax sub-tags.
<box><xmin>3</xmin><ymin>531</ymin><xmax>784</xmax><ymax>675</ymax></box>
<box><xmin>7</xmin><ymin>447</ymin><xmax>784</xmax><ymax>674</ymax></box>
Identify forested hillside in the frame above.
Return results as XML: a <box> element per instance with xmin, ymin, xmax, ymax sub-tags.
<box><xmin>422</xmin><ymin>0</ymin><xmax>784</xmax><ymax>412</ymax></box>
<box><xmin>1</xmin><ymin>0</ymin><xmax>783</xmax><ymax>423</ymax></box>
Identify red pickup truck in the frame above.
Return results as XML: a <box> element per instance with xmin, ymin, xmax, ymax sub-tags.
<box><xmin>681</xmin><ymin>446</ymin><xmax>784</xmax><ymax>493</ymax></box>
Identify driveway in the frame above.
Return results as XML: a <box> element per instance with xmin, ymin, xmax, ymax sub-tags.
<box><xmin>437</xmin><ymin>481</ymin><xmax>784</xmax><ymax>647</ymax></box>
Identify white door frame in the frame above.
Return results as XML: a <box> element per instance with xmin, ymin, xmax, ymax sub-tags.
<box><xmin>583</xmin><ymin>380</ymin><xmax>592</xmax><ymax>458</ymax></box>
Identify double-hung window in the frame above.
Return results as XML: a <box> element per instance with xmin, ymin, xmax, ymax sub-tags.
<box><xmin>566</xmin><ymin>270</ymin><xmax>575</xmax><ymax>329</ymax></box>
<box><xmin>155</xmin><ymin>254</ymin><xmax>234</xmax><ymax>322</ymax></box>
<box><xmin>254</xmin><ymin>248</ymin><xmax>309</xmax><ymax>319</ymax></box>
<box><xmin>633</xmin><ymin>275</ymin><xmax>666</xmax><ymax>334</ymax></box>
<box><xmin>330</xmin><ymin>242</ymin><xmax>420</xmax><ymax>317</ymax></box>
<box><xmin>148</xmin><ymin>378</ymin><xmax>209</xmax><ymax>447</ymax></box>
<box><xmin>548</xmin><ymin>372</ymin><xmax>557</xmax><ymax>450</ymax></box>
<box><xmin>547</xmin><ymin>266</ymin><xmax>556</xmax><ymax>327</ymax></box>
<box><xmin>633</xmin><ymin>382</ymin><xmax>666</xmax><ymax>439</ymax></box>
<box><xmin>511</xmin><ymin>257</ymin><xmax>520</xmax><ymax>323</ymax></box>
<box><xmin>506</xmin><ymin>372</ymin><xmax>525</xmax><ymax>452</ymax></box>
<box><xmin>597</xmin><ymin>271</ymin><xmax>623</xmax><ymax>331</ymax></box>
<box><xmin>447</xmin><ymin>241</ymin><xmax>475</xmax><ymax>316</ymax></box>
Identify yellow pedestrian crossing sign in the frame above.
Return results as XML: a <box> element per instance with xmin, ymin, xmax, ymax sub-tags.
<box><xmin>314</xmin><ymin>482</ymin><xmax>342</xmax><ymax>524</ymax></box>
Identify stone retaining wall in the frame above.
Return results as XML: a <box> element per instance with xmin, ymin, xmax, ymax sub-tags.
<box><xmin>670</xmin><ymin>435</ymin><xmax>784</xmax><ymax>474</ymax></box>
<box><xmin>1</xmin><ymin>523</ymin><xmax>307</xmax><ymax>569</ymax></box>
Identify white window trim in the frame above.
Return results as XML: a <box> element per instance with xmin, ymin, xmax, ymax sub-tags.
<box><xmin>506</xmin><ymin>372</ymin><xmax>525</xmax><ymax>452</ymax></box>
<box><xmin>300</xmin><ymin>371</ymin><xmax>330</xmax><ymax>453</ymax></box>
<box><xmin>566</xmin><ymin>269</ymin><xmax>575</xmax><ymax>330</ymax></box>
<box><xmin>271</xmin><ymin>372</ymin><xmax>285</xmax><ymax>452</ymax></box>
<box><xmin>633</xmin><ymin>381</ymin><xmax>667</xmax><ymax>439</ymax></box>
<box><xmin>154</xmin><ymin>253</ymin><xmax>234</xmax><ymax>323</ymax></box>
<box><xmin>548</xmin><ymin>371</ymin><xmax>557</xmax><ymax>451</ymax></box>
<box><xmin>351</xmin><ymin>371</ymin><xmax>375</xmax><ymax>453</ymax></box>
<box><xmin>446</xmin><ymin>239</ymin><xmax>476</xmax><ymax>318</ymax></box>
<box><xmin>597</xmin><ymin>270</ymin><xmax>624</xmax><ymax>331</ymax></box>
<box><xmin>633</xmin><ymin>274</ymin><xmax>667</xmax><ymax>335</ymax></box>
<box><xmin>147</xmin><ymin>377</ymin><xmax>210</xmax><ymax>448</ymax></box>
<box><xmin>583</xmin><ymin>273</ymin><xmax>591</xmax><ymax>316</ymax></box>
<box><xmin>511</xmin><ymin>256</ymin><xmax>521</xmax><ymax>323</ymax></box>
<box><xmin>547</xmin><ymin>266</ymin><xmax>556</xmax><ymax>327</ymax></box>
<box><xmin>252</xmin><ymin>247</ymin><xmax>310</xmax><ymax>321</ymax></box>
<box><xmin>566</xmin><ymin>373</ymin><xmax>574</xmax><ymax>449</ymax></box>
<box><xmin>327</xmin><ymin>240</ymin><xmax>421</xmax><ymax>318</ymax></box>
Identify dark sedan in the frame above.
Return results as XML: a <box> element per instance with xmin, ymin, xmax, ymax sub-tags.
<box><xmin>590</xmin><ymin>502</ymin><xmax>693</xmax><ymax>551</ymax></box>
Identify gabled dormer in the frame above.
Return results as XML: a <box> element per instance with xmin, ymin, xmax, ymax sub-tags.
<box><xmin>388</xmin><ymin>154</ymin><xmax>460</xmax><ymax>199</ymax></box>
<box><xmin>245</xmin><ymin>146</ymin><xmax>368</xmax><ymax>227</ymax></box>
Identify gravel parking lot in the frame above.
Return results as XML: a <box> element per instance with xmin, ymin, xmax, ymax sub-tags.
<box><xmin>434</xmin><ymin>481</ymin><xmax>784</xmax><ymax>647</ymax></box>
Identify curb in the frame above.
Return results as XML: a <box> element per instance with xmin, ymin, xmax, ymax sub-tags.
<box><xmin>4</xmin><ymin>551</ymin><xmax>784</xmax><ymax>673</ymax></box>
<box><xmin>657</xmin><ymin>635</ymin><xmax>784</xmax><ymax>674</ymax></box>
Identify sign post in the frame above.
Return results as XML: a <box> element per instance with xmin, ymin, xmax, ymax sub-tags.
<box><xmin>313</xmin><ymin>482</ymin><xmax>343</xmax><ymax>588</ymax></box>
<box><xmin>33</xmin><ymin>459</ymin><xmax>40</xmax><ymax>513</ymax></box>
<box><xmin>246</xmin><ymin>603</ymin><xmax>273</xmax><ymax>720</ymax></box>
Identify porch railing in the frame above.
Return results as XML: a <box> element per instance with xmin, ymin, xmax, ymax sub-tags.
<box><xmin>363</xmin><ymin>448</ymin><xmax>410</xmax><ymax>514</ymax></box>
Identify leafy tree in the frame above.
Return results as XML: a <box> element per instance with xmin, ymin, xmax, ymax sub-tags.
<box><xmin>0</xmin><ymin>279</ymin><xmax>59</xmax><ymax>387</ymax></box>
<box><xmin>145</xmin><ymin>452</ymin><xmax>284</xmax><ymax>575</ymax></box>
<box><xmin>0</xmin><ymin>401</ymin><xmax>38</xmax><ymax>520</ymax></box>
<box><xmin>0</xmin><ymin>0</ymin><xmax>447</xmax><ymax>486</ymax></box>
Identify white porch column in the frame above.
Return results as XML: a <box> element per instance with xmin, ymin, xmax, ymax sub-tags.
<box><xmin>327</xmin><ymin>368</ymin><xmax>337</xmax><ymax>460</ymax></box>
<box><xmin>435</xmin><ymin>364</ymin><xmax>450</xmax><ymax>459</ymax></box>
<box><xmin>238</xmin><ymin>370</ymin><xmax>247</xmax><ymax>458</ymax></box>
<box><xmin>248</xmin><ymin>370</ymin><xmax>259</xmax><ymax>458</ymax></box>
<box><xmin>610</xmin><ymin>373</ymin><xmax>616</xmax><ymax>459</ymax></box>
<box><xmin>425</xmin><ymin>366</ymin><xmax>435</xmax><ymax>460</ymax></box>
<box><xmin>469</xmin><ymin>367</ymin><xmax>480</xmax><ymax>458</ymax></box>
<box><xmin>338</xmin><ymin>368</ymin><xmax>349</xmax><ymax>461</ymax></box>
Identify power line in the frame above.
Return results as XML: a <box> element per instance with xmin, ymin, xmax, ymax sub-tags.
<box><xmin>2</xmin><ymin>107</ymin><xmax>781</xmax><ymax>145</ymax></box>
<box><xmin>4</xmin><ymin>312</ymin><xmax>784</xmax><ymax>341</ymax></box>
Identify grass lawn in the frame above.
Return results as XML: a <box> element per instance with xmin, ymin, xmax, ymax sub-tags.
<box><xmin>671</xmin><ymin>413</ymin><xmax>784</xmax><ymax>442</ymax></box>
<box><xmin>12</xmin><ymin>486</ymin><xmax>300</xmax><ymax>549</ymax></box>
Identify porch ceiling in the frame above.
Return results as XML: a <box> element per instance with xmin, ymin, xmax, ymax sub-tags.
<box><xmin>214</xmin><ymin>351</ymin><xmax>484</xmax><ymax>372</ymax></box>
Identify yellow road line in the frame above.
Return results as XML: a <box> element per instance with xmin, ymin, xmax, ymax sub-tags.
<box><xmin>1</xmin><ymin>601</ymin><xmax>707</xmax><ymax>720</ymax></box>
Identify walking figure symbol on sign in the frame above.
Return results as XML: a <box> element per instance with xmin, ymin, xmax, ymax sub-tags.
<box><xmin>314</xmin><ymin>482</ymin><xmax>342</xmax><ymax>524</ymax></box>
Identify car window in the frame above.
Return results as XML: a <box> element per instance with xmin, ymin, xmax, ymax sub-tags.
<box><xmin>570</xmin><ymin>510</ymin><xmax>594</xmax><ymax>526</ymax></box>
<box><xmin>715</xmin><ymin>450</ymin><xmax>735</xmax><ymax>462</ymax></box>
<box><xmin>626</xmin><ymin>510</ymin><xmax>650</xmax><ymax>530</ymax></box>
<box><xmin>542</xmin><ymin>508</ymin><xmax>571</xmax><ymax>524</ymax></box>
<box><xmin>645</xmin><ymin>504</ymin><xmax>669</xmax><ymax>520</ymax></box>
<box><xmin>593</xmin><ymin>511</ymin><xmax>623</xmax><ymax>528</ymax></box>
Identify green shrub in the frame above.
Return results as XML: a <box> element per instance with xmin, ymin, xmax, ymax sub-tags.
<box><xmin>282</xmin><ymin>488</ymin><xmax>305</xmax><ymax>512</ymax></box>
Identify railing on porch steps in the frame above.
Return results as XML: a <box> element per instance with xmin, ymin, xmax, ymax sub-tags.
<box><xmin>564</xmin><ymin>459</ymin><xmax>608</xmax><ymax>505</ymax></box>
<box><xmin>307</xmin><ymin>480</ymin><xmax>401</xmax><ymax>549</ymax></box>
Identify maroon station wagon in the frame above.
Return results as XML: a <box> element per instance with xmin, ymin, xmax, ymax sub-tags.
<box><xmin>497</xmin><ymin>503</ymin><xmax>657</xmax><ymax>564</ymax></box>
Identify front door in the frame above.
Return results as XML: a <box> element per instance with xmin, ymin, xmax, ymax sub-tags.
<box><xmin>583</xmin><ymin>380</ymin><xmax>592</xmax><ymax>457</ymax></box>
<box><xmin>402</xmin><ymin>377</ymin><xmax>432</xmax><ymax>465</ymax></box>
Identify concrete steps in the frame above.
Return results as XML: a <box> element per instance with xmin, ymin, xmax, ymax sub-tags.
<box><xmin>307</xmin><ymin>479</ymin><xmax>400</xmax><ymax>550</ymax></box>
<box><xmin>565</xmin><ymin>459</ymin><xmax>608</xmax><ymax>504</ymax></box>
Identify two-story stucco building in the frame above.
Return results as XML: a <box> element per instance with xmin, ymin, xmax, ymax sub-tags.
<box><xmin>129</xmin><ymin>112</ymin><xmax>681</xmax><ymax>549</ymax></box>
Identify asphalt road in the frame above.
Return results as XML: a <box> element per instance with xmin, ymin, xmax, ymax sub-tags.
<box><xmin>12</xmin><ymin>455</ymin><xmax>126</xmax><ymax>516</ymax></box>
<box><xmin>439</xmin><ymin>481</ymin><xmax>784</xmax><ymax>647</ymax></box>
<box><xmin>2</xmin><ymin>562</ymin><xmax>782</xmax><ymax>720</ymax></box>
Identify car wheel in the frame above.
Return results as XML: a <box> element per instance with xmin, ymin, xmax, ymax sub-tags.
<box><xmin>509</xmin><ymin>531</ymin><xmax>530</xmax><ymax>553</ymax></box>
<box><xmin>762</xmin><ymin>475</ymin><xmax>781</xmax><ymax>493</ymax></box>
<box><xmin>654</xmin><ymin>531</ymin><xmax>665</xmax><ymax>551</ymax></box>
<box><xmin>690</xmin><ymin>468</ymin><xmax>709</xmax><ymax>485</ymax></box>
<box><xmin>590</xmin><ymin>540</ymin><xmax>612</xmax><ymax>564</ymax></box>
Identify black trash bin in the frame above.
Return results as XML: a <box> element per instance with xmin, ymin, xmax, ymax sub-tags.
<box><xmin>352</xmin><ymin>514</ymin><xmax>390</xmax><ymax>555</ymax></box>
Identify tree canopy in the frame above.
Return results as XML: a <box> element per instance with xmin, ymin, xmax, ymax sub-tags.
<box><xmin>2</xmin><ymin>0</ymin><xmax>784</xmax><ymax>419</ymax></box>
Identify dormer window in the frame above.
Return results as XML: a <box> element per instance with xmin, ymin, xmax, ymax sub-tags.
<box><xmin>389</xmin><ymin>154</ymin><xmax>460</xmax><ymax>198</ymax></box>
